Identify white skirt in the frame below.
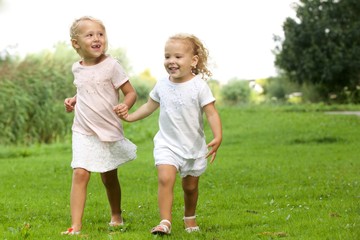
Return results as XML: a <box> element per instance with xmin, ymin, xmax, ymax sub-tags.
<box><xmin>71</xmin><ymin>132</ymin><xmax>137</xmax><ymax>173</ymax></box>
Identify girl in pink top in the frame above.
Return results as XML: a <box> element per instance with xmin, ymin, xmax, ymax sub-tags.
<box><xmin>62</xmin><ymin>16</ymin><xmax>137</xmax><ymax>235</ymax></box>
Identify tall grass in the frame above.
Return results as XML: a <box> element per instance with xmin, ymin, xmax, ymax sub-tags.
<box><xmin>0</xmin><ymin>105</ymin><xmax>359</xmax><ymax>239</ymax></box>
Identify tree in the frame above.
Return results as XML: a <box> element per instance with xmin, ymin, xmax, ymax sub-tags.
<box><xmin>274</xmin><ymin>0</ymin><xmax>360</xmax><ymax>102</ymax></box>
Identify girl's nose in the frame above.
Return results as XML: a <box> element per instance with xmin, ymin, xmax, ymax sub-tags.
<box><xmin>93</xmin><ymin>33</ymin><xmax>103</xmax><ymax>41</ymax></box>
<box><xmin>168</xmin><ymin>57</ymin><xmax>175</xmax><ymax>63</ymax></box>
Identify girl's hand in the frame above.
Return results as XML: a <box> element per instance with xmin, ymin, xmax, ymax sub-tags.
<box><xmin>113</xmin><ymin>103</ymin><xmax>129</xmax><ymax>119</ymax></box>
<box><xmin>64</xmin><ymin>97</ymin><xmax>76</xmax><ymax>112</ymax></box>
<box><xmin>206</xmin><ymin>138</ymin><xmax>222</xmax><ymax>164</ymax></box>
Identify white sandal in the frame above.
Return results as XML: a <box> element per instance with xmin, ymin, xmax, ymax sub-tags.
<box><xmin>61</xmin><ymin>227</ymin><xmax>80</xmax><ymax>235</ymax></box>
<box><xmin>151</xmin><ymin>219</ymin><xmax>171</xmax><ymax>235</ymax></box>
<box><xmin>183</xmin><ymin>216</ymin><xmax>200</xmax><ymax>233</ymax></box>
<box><xmin>109</xmin><ymin>221</ymin><xmax>124</xmax><ymax>227</ymax></box>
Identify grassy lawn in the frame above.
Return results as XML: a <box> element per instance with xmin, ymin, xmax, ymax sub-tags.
<box><xmin>0</xmin><ymin>105</ymin><xmax>359</xmax><ymax>239</ymax></box>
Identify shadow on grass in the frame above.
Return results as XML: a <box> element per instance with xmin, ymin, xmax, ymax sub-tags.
<box><xmin>290</xmin><ymin>137</ymin><xmax>345</xmax><ymax>144</ymax></box>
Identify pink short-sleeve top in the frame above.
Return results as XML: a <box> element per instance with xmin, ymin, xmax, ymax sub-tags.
<box><xmin>71</xmin><ymin>56</ymin><xmax>129</xmax><ymax>142</ymax></box>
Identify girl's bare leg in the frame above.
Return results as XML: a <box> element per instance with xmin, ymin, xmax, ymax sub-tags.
<box><xmin>156</xmin><ymin>165</ymin><xmax>177</xmax><ymax>227</ymax></box>
<box><xmin>70</xmin><ymin>168</ymin><xmax>91</xmax><ymax>232</ymax></box>
<box><xmin>101</xmin><ymin>169</ymin><xmax>122</xmax><ymax>224</ymax></box>
<box><xmin>182</xmin><ymin>175</ymin><xmax>199</xmax><ymax>227</ymax></box>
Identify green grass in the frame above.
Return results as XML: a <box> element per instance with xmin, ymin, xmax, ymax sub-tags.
<box><xmin>0</xmin><ymin>105</ymin><xmax>359</xmax><ymax>239</ymax></box>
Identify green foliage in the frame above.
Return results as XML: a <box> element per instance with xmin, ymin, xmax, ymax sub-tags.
<box><xmin>108</xmin><ymin>48</ymin><xmax>132</xmax><ymax>73</ymax></box>
<box><xmin>129</xmin><ymin>69</ymin><xmax>156</xmax><ymax>102</ymax></box>
<box><xmin>275</xmin><ymin>0</ymin><xmax>360</xmax><ymax>103</ymax></box>
<box><xmin>265</xmin><ymin>76</ymin><xmax>287</xmax><ymax>101</ymax></box>
<box><xmin>1</xmin><ymin>105</ymin><xmax>359</xmax><ymax>239</ymax></box>
<box><xmin>300</xmin><ymin>82</ymin><xmax>329</xmax><ymax>103</ymax></box>
<box><xmin>220</xmin><ymin>78</ymin><xmax>251</xmax><ymax>104</ymax></box>
<box><xmin>265</xmin><ymin>75</ymin><xmax>301</xmax><ymax>102</ymax></box>
<box><xmin>0</xmin><ymin>49</ymin><xmax>73</xmax><ymax>145</ymax></box>
<box><xmin>207</xmin><ymin>79</ymin><xmax>222</xmax><ymax>104</ymax></box>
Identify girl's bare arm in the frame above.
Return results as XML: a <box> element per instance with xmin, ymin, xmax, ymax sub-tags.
<box><xmin>203</xmin><ymin>102</ymin><xmax>222</xmax><ymax>163</ymax></box>
<box><xmin>121</xmin><ymin>97</ymin><xmax>159</xmax><ymax>122</ymax></box>
<box><xmin>113</xmin><ymin>81</ymin><xmax>137</xmax><ymax>118</ymax></box>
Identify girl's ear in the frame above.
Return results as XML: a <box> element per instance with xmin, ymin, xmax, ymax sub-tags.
<box><xmin>192</xmin><ymin>55</ymin><xmax>199</xmax><ymax>67</ymax></box>
<box><xmin>71</xmin><ymin>39</ymin><xmax>80</xmax><ymax>49</ymax></box>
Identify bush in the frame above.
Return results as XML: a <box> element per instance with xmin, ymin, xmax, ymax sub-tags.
<box><xmin>221</xmin><ymin>79</ymin><xmax>251</xmax><ymax>104</ymax></box>
<box><xmin>0</xmin><ymin>49</ymin><xmax>75</xmax><ymax>145</ymax></box>
<box><xmin>130</xmin><ymin>69</ymin><xmax>157</xmax><ymax>102</ymax></box>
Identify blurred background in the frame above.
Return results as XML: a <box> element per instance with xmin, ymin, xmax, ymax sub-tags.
<box><xmin>1</xmin><ymin>0</ymin><xmax>359</xmax><ymax>145</ymax></box>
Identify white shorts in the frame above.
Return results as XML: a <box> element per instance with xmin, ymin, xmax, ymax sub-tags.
<box><xmin>154</xmin><ymin>147</ymin><xmax>207</xmax><ymax>178</ymax></box>
<box><xmin>71</xmin><ymin>132</ymin><xmax>137</xmax><ymax>173</ymax></box>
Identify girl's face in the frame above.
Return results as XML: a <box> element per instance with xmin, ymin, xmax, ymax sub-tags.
<box><xmin>164</xmin><ymin>39</ymin><xmax>198</xmax><ymax>83</ymax></box>
<box><xmin>72</xmin><ymin>20</ymin><xmax>107</xmax><ymax>64</ymax></box>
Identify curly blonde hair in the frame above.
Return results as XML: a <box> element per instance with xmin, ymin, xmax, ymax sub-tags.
<box><xmin>69</xmin><ymin>16</ymin><xmax>108</xmax><ymax>54</ymax></box>
<box><xmin>168</xmin><ymin>33</ymin><xmax>212</xmax><ymax>80</ymax></box>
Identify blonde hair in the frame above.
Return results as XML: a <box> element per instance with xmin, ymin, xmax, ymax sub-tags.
<box><xmin>69</xmin><ymin>16</ymin><xmax>108</xmax><ymax>54</ymax></box>
<box><xmin>168</xmin><ymin>33</ymin><xmax>212</xmax><ymax>80</ymax></box>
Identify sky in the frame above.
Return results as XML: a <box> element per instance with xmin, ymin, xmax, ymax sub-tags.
<box><xmin>0</xmin><ymin>0</ymin><xmax>298</xmax><ymax>83</ymax></box>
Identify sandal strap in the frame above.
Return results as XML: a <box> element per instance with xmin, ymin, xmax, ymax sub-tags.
<box><xmin>183</xmin><ymin>215</ymin><xmax>196</xmax><ymax>220</ymax></box>
<box><xmin>109</xmin><ymin>221</ymin><xmax>124</xmax><ymax>227</ymax></box>
<box><xmin>185</xmin><ymin>226</ymin><xmax>200</xmax><ymax>233</ymax></box>
<box><xmin>61</xmin><ymin>227</ymin><xmax>80</xmax><ymax>235</ymax></box>
<box><xmin>151</xmin><ymin>219</ymin><xmax>172</xmax><ymax>234</ymax></box>
<box><xmin>160</xmin><ymin>219</ymin><xmax>171</xmax><ymax>226</ymax></box>
<box><xmin>154</xmin><ymin>224</ymin><xmax>170</xmax><ymax>232</ymax></box>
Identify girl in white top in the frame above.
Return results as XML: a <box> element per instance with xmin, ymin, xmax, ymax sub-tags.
<box><xmin>117</xmin><ymin>33</ymin><xmax>222</xmax><ymax>235</ymax></box>
<box><xmin>62</xmin><ymin>16</ymin><xmax>137</xmax><ymax>235</ymax></box>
